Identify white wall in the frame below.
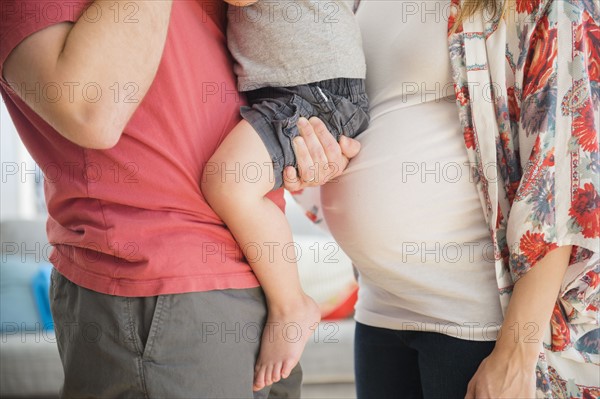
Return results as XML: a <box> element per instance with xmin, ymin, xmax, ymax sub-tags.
<box><xmin>1</xmin><ymin>100</ymin><xmax>38</xmax><ymax>221</ymax></box>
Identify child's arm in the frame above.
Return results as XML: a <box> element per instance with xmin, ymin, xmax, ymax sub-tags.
<box><xmin>222</xmin><ymin>0</ymin><xmax>258</xmax><ymax>6</ymax></box>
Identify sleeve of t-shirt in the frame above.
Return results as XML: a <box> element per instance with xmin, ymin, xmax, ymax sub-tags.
<box><xmin>0</xmin><ymin>0</ymin><xmax>91</xmax><ymax>80</ymax></box>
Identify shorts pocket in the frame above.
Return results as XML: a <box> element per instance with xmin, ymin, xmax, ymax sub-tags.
<box><xmin>329</xmin><ymin>93</ymin><xmax>370</xmax><ymax>138</ymax></box>
<box><xmin>273</xmin><ymin>94</ymin><xmax>315</xmax><ymax>137</ymax></box>
<box><xmin>341</xmin><ymin>103</ymin><xmax>370</xmax><ymax>139</ymax></box>
<box><xmin>126</xmin><ymin>295</ymin><xmax>167</xmax><ymax>360</ymax></box>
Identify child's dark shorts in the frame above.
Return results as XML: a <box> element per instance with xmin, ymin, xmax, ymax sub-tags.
<box><xmin>241</xmin><ymin>77</ymin><xmax>370</xmax><ymax>190</ymax></box>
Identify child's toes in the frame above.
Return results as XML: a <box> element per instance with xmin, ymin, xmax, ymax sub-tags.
<box><xmin>271</xmin><ymin>362</ymin><xmax>283</xmax><ymax>383</ymax></box>
<box><xmin>253</xmin><ymin>366</ymin><xmax>266</xmax><ymax>391</ymax></box>
<box><xmin>281</xmin><ymin>359</ymin><xmax>295</xmax><ymax>379</ymax></box>
<box><xmin>263</xmin><ymin>364</ymin><xmax>274</xmax><ymax>387</ymax></box>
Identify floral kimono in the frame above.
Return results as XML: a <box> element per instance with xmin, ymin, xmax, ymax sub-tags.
<box><xmin>447</xmin><ymin>0</ymin><xmax>599</xmax><ymax>396</ymax></box>
<box><xmin>293</xmin><ymin>0</ymin><xmax>599</xmax><ymax>396</ymax></box>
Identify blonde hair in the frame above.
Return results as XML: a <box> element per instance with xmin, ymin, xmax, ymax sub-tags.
<box><xmin>453</xmin><ymin>0</ymin><xmax>508</xmax><ymax>32</ymax></box>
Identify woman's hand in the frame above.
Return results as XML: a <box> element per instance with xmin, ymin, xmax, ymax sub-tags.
<box><xmin>283</xmin><ymin>116</ymin><xmax>361</xmax><ymax>191</ymax></box>
<box><xmin>465</xmin><ymin>346</ymin><xmax>537</xmax><ymax>398</ymax></box>
<box><xmin>465</xmin><ymin>246</ymin><xmax>572</xmax><ymax>398</ymax></box>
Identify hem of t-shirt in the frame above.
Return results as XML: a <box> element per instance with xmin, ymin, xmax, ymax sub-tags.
<box><xmin>237</xmin><ymin>66</ymin><xmax>367</xmax><ymax>92</ymax></box>
<box><xmin>52</xmin><ymin>258</ymin><xmax>261</xmax><ymax>297</ymax></box>
<box><xmin>354</xmin><ymin>310</ymin><xmax>501</xmax><ymax>342</ymax></box>
<box><xmin>0</xmin><ymin>1</ymin><xmax>89</xmax><ymax>81</ymax></box>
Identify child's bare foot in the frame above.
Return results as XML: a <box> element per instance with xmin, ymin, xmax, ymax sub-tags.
<box><xmin>253</xmin><ymin>294</ymin><xmax>321</xmax><ymax>391</ymax></box>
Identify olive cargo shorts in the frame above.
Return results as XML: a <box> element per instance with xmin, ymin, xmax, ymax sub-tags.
<box><xmin>50</xmin><ymin>268</ymin><xmax>302</xmax><ymax>398</ymax></box>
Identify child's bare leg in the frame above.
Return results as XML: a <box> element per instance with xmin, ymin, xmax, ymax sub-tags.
<box><xmin>201</xmin><ymin>120</ymin><xmax>321</xmax><ymax>391</ymax></box>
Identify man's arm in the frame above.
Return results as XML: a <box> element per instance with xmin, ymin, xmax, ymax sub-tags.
<box><xmin>2</xmin><ymin>1</ymin><xmax>173</xmax><ymax>149</ymax></box>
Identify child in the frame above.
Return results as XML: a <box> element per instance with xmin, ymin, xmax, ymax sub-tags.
<box><xmin>202</xmin><ymin>0</ymin><xmax>369</xmax><ymax>391</ymax></box>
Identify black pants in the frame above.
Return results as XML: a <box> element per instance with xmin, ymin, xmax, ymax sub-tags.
<box><xmin>354</xmin><ymin>322</ymin><xmax>496</xmax><ymax>399</ymax></box>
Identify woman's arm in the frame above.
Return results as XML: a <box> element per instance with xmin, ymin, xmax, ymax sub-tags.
<box><xmin>465</xmin><ymin>246</ymin><xmax>572</xmax><ymax>398</ymax></box>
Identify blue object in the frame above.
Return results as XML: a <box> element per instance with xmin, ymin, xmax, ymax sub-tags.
<box><xmin>0</xmin><ymin>255</ymin><xmax>43</xmax><ymax>333</ymax></box>
<box><xmin>31</xmin><ymin>263</ymin><xmax>54</xmax><ymax>330</ymax></box>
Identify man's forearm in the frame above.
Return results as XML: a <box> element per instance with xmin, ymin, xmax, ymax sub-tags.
<box><xmin>495</xmin><ymin>246</ymin><xmax>572</xmax><ymax>363</ymax></box>
<box><xmin>4</xmin><ymin>1</ymin><xmax>173</xmax><ymax>148</ymax></box>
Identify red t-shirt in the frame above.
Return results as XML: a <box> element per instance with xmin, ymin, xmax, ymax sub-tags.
<box><xmin>0</xmin><ymin>0</ymin><xmax>284</xmax><ymax>296</ymax></box>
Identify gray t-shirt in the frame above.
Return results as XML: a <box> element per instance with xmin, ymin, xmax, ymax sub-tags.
<box><xmin>227</xmin><ymin>0</ymin><xmax>366</xmax><ymax>91</ymax></box>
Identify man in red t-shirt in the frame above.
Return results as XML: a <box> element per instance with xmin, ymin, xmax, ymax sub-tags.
<box><xmin>0</xmin><ymin>0</ymin><xmax>359</xmax><ymax>396</ymax></box>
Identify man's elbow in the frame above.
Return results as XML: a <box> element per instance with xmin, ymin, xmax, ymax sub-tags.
<box><xmin>57</xmin><ymin>105</ymin><xmax>124</xmax><ymax>150</ymax></box>
<box><xmin>76</xmin><ymin>127</ymin><xmax>122</xmax><ymax>150</ymax></box>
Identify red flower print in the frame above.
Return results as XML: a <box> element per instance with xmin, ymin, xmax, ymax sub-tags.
<box><xmin>507</xmin><ymin>86</ymin><xmax>521</xmax><ymax>122</ymax></box>
<box><xmin>455</xmin><ymin>85</ymin><xmax>470</xmax><ymax>106</ymax></box>
<box><xmin>500</xmin><ymin>131</ymin><xmax>511</xmax><ymax>148</ymax></box>
<box><xmin>583</xmin><ymin>388</ymin><xmax>600</xmax><ymax>399</ymax></box>
<box><xmin>464</xmin><ymin>126</ymin><xmax>476</xmax><ymax>149</ymax></box>
<box><xmin>575</xmin><ymin>11</ymin><xmax>600</xmax><ymax>83</ymax></box>
<box><xmin>540</xmin><ymin>148</ymin><xmax>555</xmax><ymax>169</ymax></box>
<box><xmin>569</xmin><ymin>183</ymin><xmax>600</xmax><ymax>238</ymax></box>
<box><xmin>448</xmin><ymin>0</ymin><xmax>463</xmax><ymax>34</ymax></box>
<box><xmin>519</xmin><ymin>231</ymin><xmax>557</xmax><ymax>265</ymax></box>
<box><xmin>549</xmin><ymin>303</ymin><xmax>570</xmax><ymax>351</ymax></box>
<box><xmin>516</xmin><ymin>0</ymin><xmax>543</xmax><ymax>14</ymax></box>
<box><xmin>583</xmin><ymin>269</ymin><xmax>600</xmax><ymax>289</ymax></box>
<box><xmin>573</xmin><ymin>101</ymin><xmax>599</xmax><ymax>152</ymax></box>
<box><xmin>507</xmin><ymin>180</ymin><xmax>520</xmax><ymax>205</ymax></box>
<box><xmin>522</xmin><ymin>16</ymin><xmax>558</xmax><ymax>99</ymax></box>
<box><xmin>495</xmin><ymin>207</ymin><xmax>503</xmax><ymax>229</ymax></box>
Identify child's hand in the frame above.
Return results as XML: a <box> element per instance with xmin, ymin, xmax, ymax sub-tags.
<box><xmin>283</xmin><ymin>117</ymin><xmax>361</xmax><ymax>192</ymax></box>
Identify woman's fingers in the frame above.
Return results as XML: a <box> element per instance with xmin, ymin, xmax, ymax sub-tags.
<box><xmin>339</xmin><ymin>135</ymin><xmax>361</xmax><ymax>159</ymax></box>
<box><xmin>297</xmin><ymin>117</ymin><xmax>328</xmax><ymax>182</ymax></box>
<box><xmin>283</xmin><ymin>116</ymin><xmax>362</xmax><ymax>191</ymax></box>
<box><xmin>306</xmin><ymin>116</ymin><xmax>348</xmax><ymax>183</ymax></box>
<box><xmin>292</xmin><ymin>127</ymin><xmax>317</xmax><ymax>183</ymax></box>
<box><xmin>309</xmin><ymin>118</ymin><xmax>362</xmax><ymax>181</ymax></box>
<box><xmin>282</xmin><ymin>132</ymin><xmax>316</xmax><ymax>192</ymax></box>
<box><xmin>308</xmin><ymin>116</ymin><xmax>341</xmax><ymax>159</ymax></box>
<box><xmin>464</xmin><ymin>380</ymin><xmax>476</xmax><ymax>399</ymax></box>
<box><xmin>282</xmin><ymin>166</ymin><xmax>302</xmax><ymax>192</ymax></box>
<box><xmin>465</xmin><ymin>357</ymin><xmax>485</xmax><ymax>399</ymax></box>
<box><xmin>462</xmin><ymin>354</ymin><xmax>536</xmax><ymax>399</ymax></box>
<box><xmin>283</xmin><ymin>118</ymin><xmax>322</xmax><ymax>190</ymax></box>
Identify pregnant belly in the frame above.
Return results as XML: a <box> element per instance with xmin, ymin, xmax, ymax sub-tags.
<box><xmin>321</xmin><ymin>100</ymin><xmax>493</xmax><ymax>278</ymax></box>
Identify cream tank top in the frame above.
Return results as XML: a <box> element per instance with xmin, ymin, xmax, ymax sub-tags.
<box><xmin>320</xmin><ymin>0</ymin><xmax>503</xmax><ymax>340</ymax></box>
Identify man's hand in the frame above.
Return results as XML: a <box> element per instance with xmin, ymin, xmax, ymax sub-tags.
<box><xmin>283</xmin><ymin>117</ymin><xmax>361</xmax><ymax>192</ymax></box>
